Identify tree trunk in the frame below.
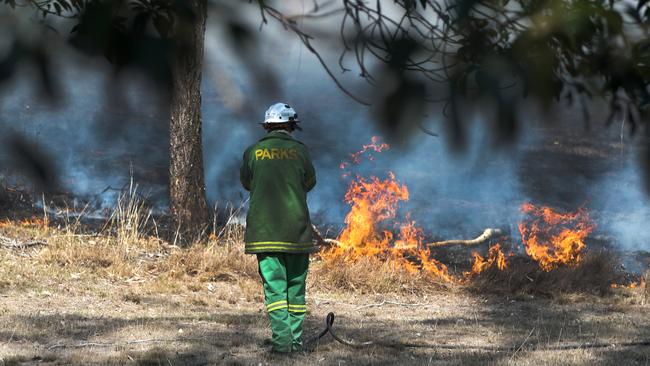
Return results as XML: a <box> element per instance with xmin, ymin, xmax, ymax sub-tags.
<box><xmin>169</xmin><ymin>0</ymin><xmax>208</xmax><ymax>244</ymax></box>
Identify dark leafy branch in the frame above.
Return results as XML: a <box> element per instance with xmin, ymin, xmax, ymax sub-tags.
<box><xmin>8</xmin><ymin>0</ymin><xmax>649</xmax><ymax>131</ymax></box>
<box><xmin>2</xmin><ymin>0</ymin><xmax>650</xmax><ymax>167</ymax></box>
<box><xmin>324</xmin><ymin>0</ymin><xmax>650</xmax><ymax>141</ymax></box>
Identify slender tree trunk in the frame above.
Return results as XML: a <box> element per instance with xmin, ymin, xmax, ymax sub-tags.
<box><xmin>169</xmin><ymin>0</ymin><xmax>208</xmax><ymax>243</ymax></box>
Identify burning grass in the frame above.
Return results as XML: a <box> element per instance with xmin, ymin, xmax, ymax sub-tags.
<box><xmin>468</xmin><ymin>249</ymin><xmax>620</xmax><ymax>297</ymax></box>
<box><xmin>519</xmin><ymin>203</ymin><xmax>593</xmax><ymax>271</ymax></box>
<box><xmin>318</xmin><ymin>136</ymin><xmax>624</xmax><ymax>294</ymax></box>
<box><xmin>316</xmin><ymin>185</ymin><xmax>640</xmax><ymax>296</ymax></box>
<box><xmin>319</xmin><ymin>173</ymin><xmax>452</xmax><ymax>284</ymax></box>
<box><xmin>312</xmin><ymin>255</ymin><xmax>453</xmax><ymax>294</ymax></box>
<box><xmin>464</xmin><ymin>243</ymin><xmax>509</xmax><ymax>276</ymax></box>
<box><xmin>0</xmin><ymin>138</ymin><xmax>644</xmax><ymax>301</ymax></box>
<box><xmin>318</xmin><ymin>148</ymin><xmax>624</xmax><ymax>295</ymax></box>
<box><xmin>461</xmin><ymin>204</ymin><xmax>630</xmax><ymax>297</ymax></box>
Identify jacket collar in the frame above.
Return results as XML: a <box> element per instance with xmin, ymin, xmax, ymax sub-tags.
<box><xmin>260</xmin><ymin>130</ymin><xmax>296</xmax><ymax>142</ymax></box>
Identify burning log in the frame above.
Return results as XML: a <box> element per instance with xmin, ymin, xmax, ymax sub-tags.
<box><xmin>314</xmin><ymin>224</ymin><xmax>503</xmax><ymax>250</ymax></box>
<box><xmin>426</xmin><ymin>228</ymin><xmax>503</xmax><ymax>248</ymax></box>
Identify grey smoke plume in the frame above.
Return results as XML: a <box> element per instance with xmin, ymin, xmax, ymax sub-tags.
<box><xmin>0</xmin><ymin>50</ymin><xmax>169</xmax><ymax>209</ymax></box>
<box><xmin>591</xmin><ymin>154</ymin><xmax>650</xmax><ymax>252</ymax></box>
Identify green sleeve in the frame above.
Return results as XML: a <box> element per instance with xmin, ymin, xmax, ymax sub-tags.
<box><xmin>303</xmin><ymin>147</ymin><xmax>316</xmax><ymax>192</ymax></box>
<box><xmin>240</xmin><ymin>149</ymin><xmax>252</xmax><ymax>191</ymax></box>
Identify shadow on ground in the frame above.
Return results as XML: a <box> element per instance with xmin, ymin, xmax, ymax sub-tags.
<box><xmin>2</xmin><ymin>297</ymin><xmax>647</xmax><ymax>365</ymax></box>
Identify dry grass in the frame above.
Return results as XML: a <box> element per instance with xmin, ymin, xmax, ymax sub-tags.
<box><xmin>105</xmin><ymin>181</ymin><xmax>152</xmax><ymax>245</ymax></box>
<box><xmin>643</xmin><ymin>269</ymin><xmax>650</xmax><ymax>304</ymax></box>
<box><xmin>0</xmin><ymin>198</ymin><xmax>638</xmax><ymax>302</ymax></box>
<box><xmin>2</xmin><ymin>188</ymin><xmax>458</xmax><ymax>300</ymax></box>
<box><xmin>0</xmin><ymin>193</ymin><xmax>648</xmax><ymax>365</ymax></box>
<box><xmin>0</xmin><ymin>189</ymin><xmax>260</xmax><ymax>302</ymax></box>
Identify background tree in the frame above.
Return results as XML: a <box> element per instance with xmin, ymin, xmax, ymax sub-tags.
<box><xmin>167</xmin><ymin>0</ymin><xmax>209</xmax><ymax>241</ymax></box>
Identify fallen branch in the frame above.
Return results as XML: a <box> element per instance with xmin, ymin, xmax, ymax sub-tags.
<box><xmin>426</xmin><ymin>228</ymin><xmax>503</xmax><ymax>248</ymax></box>
<box><xmin>0</xmin><ymin>235</ymin><xmax>47</xmax><ymax>249</ymax></box>
<box><xmin>313</xmin><ymin>226</ymin><xmax>503</xmax><ymax>249</ymax></box>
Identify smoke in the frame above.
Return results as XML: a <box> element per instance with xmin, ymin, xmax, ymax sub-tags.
<box><xmin>590</xmin><ymin>152</ymin><xmax>650</xmax><ymax>252</ymax></box>
<box><xmin>0</xmin><ymin>49</ymin><xmax>169</xmax><ymax>210</ymax></box>
<box><xmin>0</xmin><ymin>4</ymin><xmax>649</xmax><ymax>258</ymax></box>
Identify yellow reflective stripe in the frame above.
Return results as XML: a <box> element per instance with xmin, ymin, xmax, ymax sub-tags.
<box><xmin>267</xmin><ymin>304</ymin><xmax>288</xmax><ymax>312</ymax></box>
<box><xmin>266</xmin><ymin>300</ymin><xmax>287</xmax><ymax>309</ymax></box>
<box><xmin>248</xmin><ymin>247</ymin><xmax>312</xmax><ymax>252</ymax></box>
<box><xmin>249</xmin><ymin>241</ymin><xmax>312</xmax><ymax>246</ymax></box>
<box><xmin>248</xmin><ymin>244</ymin><xmax>313</xmax><ymax>249</ymax></box>
<box><xmin>288</xmin><ymin>304</ymin><xmax>307</xmax><ymax>312</ymax></box>
<box><xmin>248</xmin><ymin>247</ymin><xmax>310</xmax><ymax>252</ymax></box>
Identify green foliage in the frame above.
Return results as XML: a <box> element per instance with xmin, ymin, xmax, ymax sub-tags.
<box><xmin>8</xmin><ymin>0</ymin><xmax>649</xmax><ymax>135</ymax></box>
<box><xmin>3</xmin><ymin>0</ymin><xmax>650</xmax><ymax>142</ymax></box>
<box><xmin>341</xmin><ymin>0</ymin><xmax>650</xmax><ymax>143</ymax></box>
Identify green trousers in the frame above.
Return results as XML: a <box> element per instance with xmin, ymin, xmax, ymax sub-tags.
<box><xmin>257</xmin><ymin>253</ymin><xmax>309</xmax><ymax>353</ymax></box>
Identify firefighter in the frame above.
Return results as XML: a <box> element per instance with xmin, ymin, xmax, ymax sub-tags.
<box><xmin>240</xmin><ymin>102</ymin><xmax>317</xmax><ymax>353</ymax></box>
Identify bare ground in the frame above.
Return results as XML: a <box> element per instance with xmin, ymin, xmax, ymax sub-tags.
<box><xmin>0</xmin><ymin>246</ymin><xmax>647</xmax><ymax>366</ymax></box>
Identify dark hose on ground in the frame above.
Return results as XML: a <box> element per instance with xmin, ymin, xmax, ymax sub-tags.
<box><xmin>304</xmin><ymin>312</ymin><xmax>650</xmax><ymax>353</ymax></box>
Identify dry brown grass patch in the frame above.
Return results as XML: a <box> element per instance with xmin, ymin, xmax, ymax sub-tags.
<box><xmin>159</xmin><ymin>241</ymin><xmax>258</xmax><ymax>282</ymax></box>
<box><xmin>1</xmin><ymin>210</ymin><xmax>258</xmax><ymax>297</ymax></box>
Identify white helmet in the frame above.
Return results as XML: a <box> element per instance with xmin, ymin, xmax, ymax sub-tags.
<box><xmin>263</xmin><ymin>102</ymin><xmax>300</xmax><ymax>124</ymax></box>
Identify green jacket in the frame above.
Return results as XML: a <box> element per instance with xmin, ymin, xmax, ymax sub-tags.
<box><xmin>240</xmin><ymin>130</ymin><xmax>316</xmax><ymax>254</ymax></box>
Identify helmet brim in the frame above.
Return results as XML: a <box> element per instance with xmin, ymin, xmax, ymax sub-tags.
<box><xmin>260</xmin><ymin>121</ymin><xmax>302</xmax><ymax>131</ymax></box>
<box><xmin>261</xmin><ymin>120</ymin><xmax>301</xmax><ymax>124</ymax></box>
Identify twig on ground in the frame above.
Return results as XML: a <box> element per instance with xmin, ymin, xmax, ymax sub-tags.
<box><xmin>53</xmin><ymin>234</ymin><xmax>101</xmax><ymax>238</ymax></box>
<box><xmin>0</xmin><ymin>235</ymin><xmax>47</xmax><ymax>249</ymax></box>
<box><xmin>47</xmin><ymin>336</ymin><xmax>210</xmax><ymax>350</ymax></box>
<box><xmin>312</xmin><ymin>297</ymin><xmax>433</xmax><ymax>310</ymax></box>
<box><xmin>355</xmin><ymin>300</ymin><xmax>429</xmax><ymax>311</ymax></box>
<box><xmin>510</xmin><ymin>327</ymin><xmax>536</xmax><ymax>361</ymax></box>
<box><xmin>312</xmin><ymin>297</ymin><xmax>355</xmax><ymax>306</ymax></box>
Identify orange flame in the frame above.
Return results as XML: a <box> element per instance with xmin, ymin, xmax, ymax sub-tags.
<box><xmin>349</xmin><ymin>136</ymin><xmax>390</xmax><ymax>164</ymax></box>
<box><xmin>465</xmin><ymin>244</ymin><xmax>508</xmax><ymax>277</ymax></box>
<box><xmin>321</xmin><ymin>170</ymin><xmax>452</xmax><ymax>281</ymax></box>
<box><xmin>339</xmin><ymin>136</ymin><xmax>390</xmax><ymax>176</ymax></box>
<box><xmin>611</xmin><ymin>279</ymin><xmax>647</xmax><ymax>289</ymax></box>
<box><xmin>336</xmin><ymin>172</ymin><xmax>409</xmax><ymax>256</ymax></box>
<box><xmin>325</xmin><ymin>138</ymin><xmax>606</xmax><ymax>282</ymax></box>
<box><xmin>518</xmin><ymin>203</ymin><xmax>594</xmax><ymax>271</ymax></box>
<box><xmin>0</xmin><ymin>216</ymin><xmax>48</xmax><ymax>228</ymax></box>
